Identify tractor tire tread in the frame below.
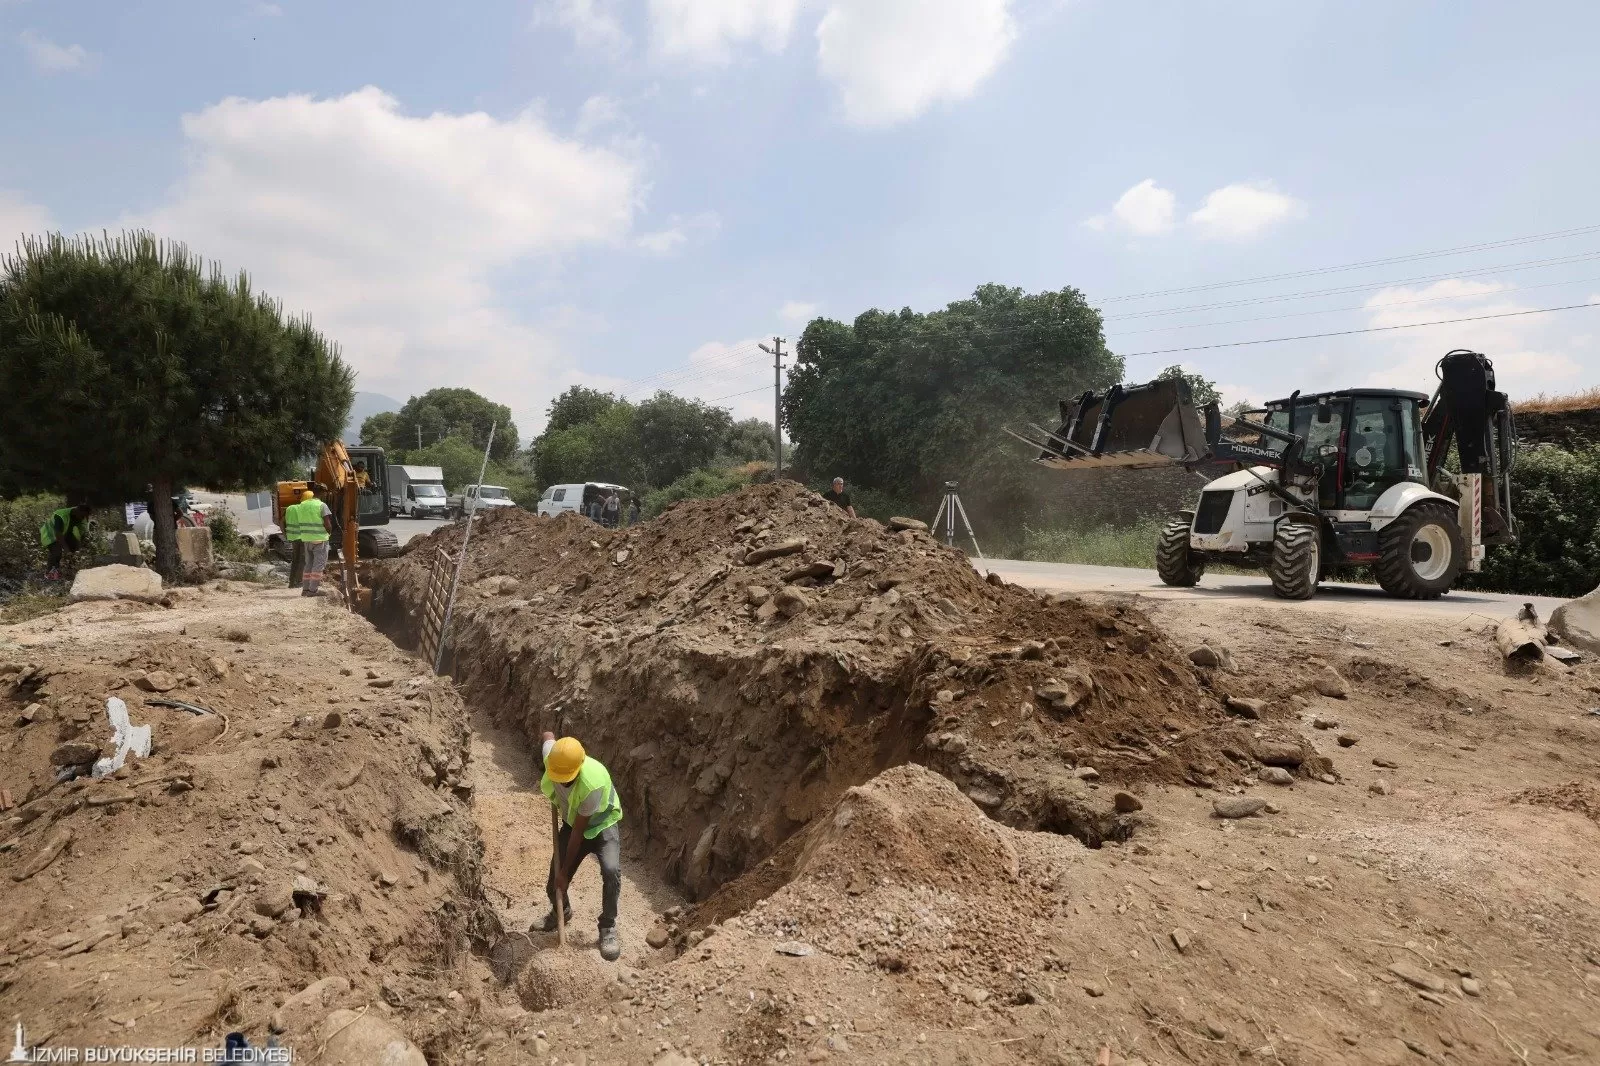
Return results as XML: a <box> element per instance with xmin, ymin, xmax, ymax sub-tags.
<box><xmin>1375</xmin><ymin>501</ymin><xmax>1462</xmax><ymax>599</ymax></box>
<box><xmin>1156</xmin><ymin>516</ymin><xmax>1205</xmax><ymax>587</ymax></box>
<box><xmin>1268</xmin><ymin>522</ymin><xmax>1319</xmax><ymax>600</ymax></box>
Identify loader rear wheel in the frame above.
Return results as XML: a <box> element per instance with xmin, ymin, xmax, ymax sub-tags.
<box><xmin>1155</xmin><ymin>515</ymin><xmax>1205</xmax><ymax>587</ymax></box>
<box><xmin>1268</xmin><ymin>521</ymin><xmax>1319</xmax><ymax>600</ymax></box>
<box><xmin>1375</xmin><ymin>502</ymin><xmax>1462</xmax><ymax>599</ymax></box>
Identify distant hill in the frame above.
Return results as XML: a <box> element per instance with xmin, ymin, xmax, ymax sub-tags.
<box><xmin>343</xmin><ymin>391</ymin><xmax>403</xmax><ymax>444</ymax></box>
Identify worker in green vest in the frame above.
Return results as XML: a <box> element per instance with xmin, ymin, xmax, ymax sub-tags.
<box><xmin>286</xmin><ymin>486</ymin><xmax>332</xmax><ymax>597</ymax></box>
<box><xmin>40</xmin><ymin>504</ymin><xmax>93</xmax><ymax>580</ymax></box>
<box><xmin>284</xmin><ymin>488</ymin><xmax>311</xmax><ymax>588</ymax></box>
<box><xmin>538</xmin><ymin>732</ymin><xmax>624</xmax><ymax>961</ymax></box>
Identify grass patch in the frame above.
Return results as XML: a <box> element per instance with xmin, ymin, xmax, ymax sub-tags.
<box><xmin>1515</xmin><ymin>388</ymin><xmax>1600</xmax><ymax>414</ymax></box>
<box><xmin>0</xmin><ymin>591</ymin><xmax>71</xmax><ymax>624</ymax></box>
<box><xmin>1016</xmin><ymin>518</ymin><xmax>1164</xmax><ymax>569</ymax></box>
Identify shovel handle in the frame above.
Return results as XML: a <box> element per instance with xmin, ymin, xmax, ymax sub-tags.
<box><xmin>551</xmin><ymin>806</ymin><xmax>566</xmax><ymax>947</ymax></box>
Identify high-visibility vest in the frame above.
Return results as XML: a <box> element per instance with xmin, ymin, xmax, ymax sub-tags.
<box><xmin>286</xmin><ymin>499</ymin><xmax>329</xmax><ymax>543</ymax></box>
<box><xmin>541</xmin><ymin>757</ymin><xmax>623</xmax><ymax>840</ymax></box>
<box><xmin>39</xmin><ymin>507</ymin><xmax>81</xmax><ymax>547</ymax></box>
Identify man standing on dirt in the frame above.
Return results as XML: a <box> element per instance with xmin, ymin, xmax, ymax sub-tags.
<box><xmin>285</xmin><ymin>488</ymin><xmax>311</xmax><ymax>588</ymax></box>
<box><xmin>40</xmin><ymin>503</ymin><xmax>93</xmax><ymax>580</ymax></box>
<box><xmin>823</xmin><ymin>477</ymin><xmax>856</xmax><ymax>518</ymax></box>
<box><xmin>291</xmin><ymin>485</ymin><xmax>333</xmax><ymax>597</ymax></box>
<box><xmin>537</xmin><ymin>731</ymin><xmax>624</xmax><ymax>961</ymax></box>
<box><xmin>602</xmin><ymin>490</ymin><xmax>621</xmax><ymax>529</ymax></box>
<box><xmin>628</xmin><ymin>496</ymin><xmax>641</xmax><ymax>526</ymax></box>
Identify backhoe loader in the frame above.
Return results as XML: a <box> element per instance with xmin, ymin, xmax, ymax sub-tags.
<box><xmin>274</xmin><ymin>441</ymin><xmax>397</xmax><ymax>609</ymax></box>
<box><xmin>1009</xmin><ymin>350</ymin><xmax>1517</xmax><ymax>600</ymax></box>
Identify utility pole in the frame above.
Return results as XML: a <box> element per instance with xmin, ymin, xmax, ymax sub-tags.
<box><xmin>760</xmin><ymin>337</ymin><xmax>786</xmax><ymax>476</ymax></box>
<box><xmin>417</xmin><ymin>424</ymin><xmax>422</xmax><ymax>451</ymax></box>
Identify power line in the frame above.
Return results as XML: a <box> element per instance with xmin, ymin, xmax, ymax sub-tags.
<box><xmin>1102</xmin><ymin>250</ymin><xmax>1600</xmax><ymax>322</ymax></box>
<box><xmin>1098</xmin><ymin>222</ymin><xmax>1600</xmax><ymax>303</ymax></box>
<box><xmin>1106</xmin><ymin>272</ymin><xmax>1600</xmax><ymax>338</ymax></box>
<box><xmin>615</xmin><ymin>341</ymin><xmax>765</xmax><ymax>394</ymax></box>
<box><xmin>705</xmin><ymin>385</ymin><xmax>770</xmax><ymax>403</ymax></box>
<box><xmin>1114</xmin><ymin>300</ymin><xmax>1600</xmax><ymax>358</ymax></box>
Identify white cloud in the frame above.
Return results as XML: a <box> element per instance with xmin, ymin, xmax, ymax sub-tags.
<box><xmin>779</xmin><ymin>300</ymin><xmax>819</xmax><ymax>326</ymax></box>
<box><xmin>0</xmin><ymin>188</ymin><xmax>53</xmax><ymax>246</ymax></box>
<box><xmin>128</xmin><ymin>87</ymin><xmax>644</xmax><ymax>438</ymax></box>
<box><xmin>1188</xmin><ymin>181</ymin><xmax>1304</xmax><ymax>240</ymax></box>
<box><xmin>635</xmin><ymin>210</ymin><xmax>720</xmax><ymax>254</ymax></box>
<box><xmin>815</xmin><ymin>0</ymin><xmax>1015</xmax><ymax>125</ymax></box>
<box><xmin>18</xmin><ymin>29</ymin><xmax>91</xmax><ymax>72</ymax></box>
<box><xmin>255</xmin><ymin>2</ymin><xmax>284</xmax><ymax>16</ymax></box>
<box><xmin>1088</xmin><ymin>179</ymin><xmax>1176</xmax><ymax>236</ymax></box>
<box><xmin>649</xmin><ymin>0</ymin><xmax>800</xmax><ymax>62</ymax></box>
<box><xmin>575</xmin><ymin>93</ymin><xmax>626</xmax><ymax>137</ymax></box>
<box><xmin>537</xmin><ymin>0</ymin><xmax>631</xmax><ymax>56</ymax></box>
<box><xmin>1361</xmin><ymin>278</ymin><xmax>1586</xmax><ymax>398</ymax></box>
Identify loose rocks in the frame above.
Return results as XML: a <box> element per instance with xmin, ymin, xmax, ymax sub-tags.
<box><xmin>1213</xmin><ymin>797</ymin><xmax>1267</xmax><ymax>819</ymax></box>
<box><xmin>1314</xmin><ymin>666</ymin><xmax>1350</xmax><ymax>699</ymax></box>
<box><xmin>316</xmin><ymin>1009</ymin><xmax>427</xmax><ymax>1066</ymax></box>
<box><xmin>1225</xmin><ymin>697</ymin><xmax>1265</xmax><ymax>719</ymax></box>
<box><xmin>1113</xmin><ymin>791</ymin><xmax>1143</xmax><ymax>813</ymax></box>
<box><xmin>1260</xmin><ymin>767</ymin><xmax>1294</xmax><ymax>786</ymax></box>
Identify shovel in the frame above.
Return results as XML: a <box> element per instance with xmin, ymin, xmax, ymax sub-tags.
<box><xmin>551</xmin><ymin>806</ymin><xmax>567</xmax><ymax>947</ymax></box>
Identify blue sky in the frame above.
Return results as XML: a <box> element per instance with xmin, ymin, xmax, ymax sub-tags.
<box><xmin>5</xmin><ymin>0</ymin><xmax>1599</xmax><ymax>438</ymax></box>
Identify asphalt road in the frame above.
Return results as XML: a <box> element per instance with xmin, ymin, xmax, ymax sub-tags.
<box><xmin>390</xmin><ymin>516</ymin><xmax>454</xmax><ymax>545</ymax></box>
<box><xmin>976</xmin><ymin>558</ymin><xmax>1567</xmax><ymax>622</ymax></box>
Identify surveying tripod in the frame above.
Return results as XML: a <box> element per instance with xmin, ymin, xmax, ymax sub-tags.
<box><xmin>930</xmin><ymin>481</ymin><xmax>983</xmax><ymax>558</ymax></box>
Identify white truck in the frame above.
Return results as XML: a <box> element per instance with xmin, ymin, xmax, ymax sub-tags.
<box><xmin>449</xmin><ymin>484</ymin><xmax>518</xmax><ymax>518</ymax></box>
<box><xmin>388</xmin><ymin>465</ymin><xmax>449</xmax><ymax>519</ymax></box>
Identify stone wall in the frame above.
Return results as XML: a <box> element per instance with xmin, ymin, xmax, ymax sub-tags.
<box><xmin>1514</xmin><ymin>407</ymin><xmax>1600</xmax><ymax>450</ymax></box>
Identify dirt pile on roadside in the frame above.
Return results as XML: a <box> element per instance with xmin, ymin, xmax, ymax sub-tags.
<box><xmin>0</xmin><ymin>584</ymin><xmax>499</xmax><ymax>1058</ymax></box>
<box><xmin>373</xmin><ymin>482</ymin><xmax>1245</xmax><ymax>906</ymax></box>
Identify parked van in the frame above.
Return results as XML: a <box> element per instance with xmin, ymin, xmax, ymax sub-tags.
<box><xmin>538</xmin><ymin>483</ymin><xmax>631</xmax><ymax>524</ymax></box>
<box><xmin>388</xmin><ymin>465</ymin><xmax>449</xmax><ymax>518</ymax></box>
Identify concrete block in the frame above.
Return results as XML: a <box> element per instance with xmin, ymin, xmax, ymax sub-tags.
<box><xmin>175</xmin><ymin>526</ymin><xmax>214</xmax><ymax>569</ymax></box>
<box><xmin>108</xmin><ymin>532</ymin><xmax>143</xmax><ymax>566</ymax></box>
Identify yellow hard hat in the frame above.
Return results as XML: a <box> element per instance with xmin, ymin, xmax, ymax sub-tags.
<box><xmin>299</xmin><ymin>488</ymin><xmax>316</xmax><ymax>500</ymax></box>
<box><xmin>547</xmin><ymin>737</ymin><xmax>586</xmax><ymax>784</ymax></box>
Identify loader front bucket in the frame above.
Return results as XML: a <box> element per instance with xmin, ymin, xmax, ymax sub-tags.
<box><xmin>1009</xmin><ymin>378</ymin><xmax>1211</xmax><ymax>471</ymax></box>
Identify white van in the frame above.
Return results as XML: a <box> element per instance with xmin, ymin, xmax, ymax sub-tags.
<box><xmin>538</xmin><ymin>482</ymin><xmax>632</xmax><ymax>524</ymax></box>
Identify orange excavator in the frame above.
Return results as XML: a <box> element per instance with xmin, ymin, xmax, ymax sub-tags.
<box><xmin>274</xmin><ymin>441</ymin><xmax>397</xmax><ymax>610</ymax></box>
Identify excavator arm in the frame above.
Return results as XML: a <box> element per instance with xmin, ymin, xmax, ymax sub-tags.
<box><xmin>1422</xmin><ymin>350</ymin><xmax>1517</xmax><ymax>544</ymax></box>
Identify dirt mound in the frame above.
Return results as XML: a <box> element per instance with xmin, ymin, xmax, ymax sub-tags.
<box><xmin>1512</xmin><ymin>780</ymin><xmax>1600</xmax><ymax>822</ymax></box>
<box><xmin>373</xmin><ymin>483</ymin><xmax>1240</xmax><ymax>905</ymax></box>
<box><xmin>513</xmin><ymin>943</ymin><xmax>614</xmax><ymax>1011</ymax></box>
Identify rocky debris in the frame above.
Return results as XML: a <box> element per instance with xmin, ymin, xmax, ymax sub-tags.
<box><xmin>1188</xmin><ymin>645</ymin><xmax>1232</xmax><ymax>669</ymax></box>
<box><xmin>1213</xmin><ymin>797</ymin><xmax>1267</xmax><ymax>819</ymax></box>
<box><xmin>1260</xmin><ymin>767</ymin><xmax>1294</xmax><ymax>786</ymax></box>
<box><xmin>49</xmin><ymin>741</ymin><xmax>101</xmax><ymax>767</ymax></box>
<box><xmin>316</xmin><ymin>1009</ymin><xmax>427</xmax><ymax>1066</ymax></box>
<box><xmin>1034</xmin><ymin>671</ymin><xmax>1093</xmax><ymax>713</ymax></box>
<box><xmin>646</xmin><ymin>926</ymin><xmax>671</xmax><ymax>949</ymax></box>
<box><xmin>1224</xmin><ymin>697</ymin><xmax>1264</xmax><ymax>719</ymax></box>
<box><xmin>1170</xmin><ymin>928</ymin><xmax>1192</xmax><ymax>953</ymax></box>
<box><xmin>744</xmin><ymin>585</ymin><xmax>770</xmax><ymax>607</ymax></box>
<box><xmin>133</xmin><ymin>670</ymin><xmax>178</xmax><ymax>693</ymax></box>
<box><xmin>1252</xmin><ymin>738</ymin><xmax>1306</xmax><ymax>767</ymax></box>
<box><xmin>1337</xmin><ymin>733</ymin><xmax>1359</xmax><ymax>747</ymax></box>
<box><xmin>12</xmin><ymin>828</ymin><xmax>73</xmax><ymax>881</ymax></box>
<box><xmin>1311</xmin><ymin>715</ymin><xmax>1339</xmax><ymax>729</ymax></box>
<box><xmin>1313</xmin><ymin>666</ymin><xmax>1350</xmax><ymax>699</ymax></box>
<box><xmin>781</xmin><ymin>560</ymin><xmax>839</xmax><ymax>583</ymax></box>
<box><xmin>255</xmin><ymin>883</ymin><xmax>297</xmax><ymax>919</ymax></box>
<box><xmin>744</xmin><ymin>538</ymin><xmax>806</xmax><ymax>565</ymax></box>
<box><xmin>1112</xmin><ymin>791</ymin><xmax>1142</xmax><ymax>813</ymax></box>
<box><xmin>1387</xmin><ymin>962</ymin><xmax>1447</xmax><ymax>994</ymax></box>
<box><xmin>1460</xmin><ymin>977</ymin><xmax>1483</xmax><ymax>996</ymax></box>
<box><xmin>773</xmin><ymin>587</ymin><xmax>811</xmax><ymax>618</ymax></box>
<box><xmin>1369</xmin><ymin>778</ymin><xmax>1393</xmax><ymax>796</ymax></box>
<box><xmin>69</xmin><ymin>564</ymin><xmax>164</xmax><ymax>603</ymax></box>
<box><xmin>1551</xmin><ymin>585</ymin><xmax>1600</xmax><ymax>655</ymax></box>
<box><xmin>888</xmin><ymin>517</ymin><xmax>929</xmax><ymax>532</ymax></box>
<box><xmin>270</xmin><ymin>975</ymin><xmax>352</xmax><ymax>1034</ymax></box>
<box><xmin>1373</xmin><ymin>757</ymin><xmax>1398</xmax><ymax>768</ymax></box>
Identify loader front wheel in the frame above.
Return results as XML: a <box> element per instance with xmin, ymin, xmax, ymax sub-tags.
<box><xmin>1156</xmin><ymin>515</ymin><xmax>1205</xmax><ymax>587</ymax></box>
<box><xmin>1375</xmin><ymin>502</ymin><xmax>1462</xmax><ymax>599</ymax></box>
<box><xmin>1268</xmin><ymin>521</ymin><xmax>1319</xmax><ymax>600</ymax></box>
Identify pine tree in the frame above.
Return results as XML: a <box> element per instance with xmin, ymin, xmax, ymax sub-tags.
<box><xmin>0</xmin><ymin>232</ymin><xmax>353</xmax><ymax>576</ymax></box>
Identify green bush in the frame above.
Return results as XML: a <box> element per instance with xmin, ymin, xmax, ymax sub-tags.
<box><xmin>206</xmin><ymin>505</ymin><xmax>267</xmax><ymax>563</ymax></box>
<box><xmin>0</xmin><ymin>494</ymin><xmax>66</xmax><ymax>579</ymax></box>
<box><xmin>1462</xmin><ymin>445</ymin><xmax>1600</xmax><ymax>598</ymax></box>
<box><xmin>645</xmin><ymin>467</ymin><xmax>764</xmax><ymax>518</ymax></box>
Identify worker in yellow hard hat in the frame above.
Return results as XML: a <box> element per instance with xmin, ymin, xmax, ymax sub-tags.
<box><xmin>537</xmin><ymin>731</ymin><xmax>624</xmax><ymax>961</ymax></box>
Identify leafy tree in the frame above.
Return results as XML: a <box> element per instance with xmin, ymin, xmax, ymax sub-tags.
<box><xmin>0</xmin><ymin>232</ymin><xmax>352</xmax><ymax>576</ymax></box>
<box><xmin>390</xmin><ymin>387</ymin><xmax>517</xmax><ymax>461</ymax></box>
<box><xmin>531</xmin><ymin>403</ymin><xmax>647</xmax><ymax>490</ymax></box>
<box><xmin>545</xmin><ymin>386</ymin><xmax>621</xmax><ymax>434</ymax></box>
<box><xmin>633</xmin><ymin>391</ymin><xmax>733</xmax><ymax>488</ymax></box>
<box><xmin>1462</xmin><ymin>444</ymin><xmax>1600</xmax><ymax>598</ymax></box>
<box><xmin>720</xmin><ymin>417</ymin><xmax>779</xmax><ymax>466</ymax></box>
<box><xmin>1156</xmin><ymin>364</ymin><xmax>1221</xmax><ymax>408</ymax></box>
<box><xmin>782</xmin><ymin>284</ymin><xmax>1122</xmax><ymax>540</ymax></box>
<box><xmin>360</xmin><ymin>410</ymin><xmax>399</xmax><ymax>448</ymax></box>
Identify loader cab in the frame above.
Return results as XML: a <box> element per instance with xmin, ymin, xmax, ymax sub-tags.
<box><xmin>1261</xmin><ymin>389</ymin><xmax>1428</xmax><ymax>512</ymax></box>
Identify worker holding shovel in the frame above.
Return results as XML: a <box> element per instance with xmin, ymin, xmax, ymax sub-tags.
<box><xmin>536</xmin><ymin>732</ymin><xmax>624</xmax><ymax>961</ymax></box>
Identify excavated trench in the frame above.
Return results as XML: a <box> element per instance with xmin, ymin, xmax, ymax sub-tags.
<box><xmin>366</xmin><ymin>488</ymin><xmax>1246</xmax><ymax>981</ymax></box>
